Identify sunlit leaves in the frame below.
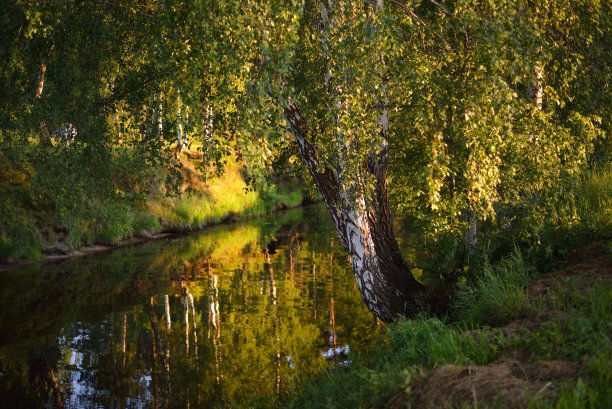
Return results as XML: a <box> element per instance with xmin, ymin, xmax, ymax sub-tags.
<box><xmin>385</xmin><ymin>0</ymin><xmax>606</xmax><ymax>238</ymax></box>
<box><xmin>0</xmin><ymin>0</ymin><xmax>607</xmax><ymax>240</ymax></box>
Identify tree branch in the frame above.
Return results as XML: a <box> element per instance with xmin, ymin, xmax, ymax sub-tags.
<box><xmin>428</xmin><ymin>0</ymin><xmax>452</xmax><ymax>16</ymax></box>
<box><xmin>284</xmin><ymin>102</ymin><xmax>339</xmax><ymax>197</ymax></box>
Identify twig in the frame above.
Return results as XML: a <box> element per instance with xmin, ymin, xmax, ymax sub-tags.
<box><xmin>429</xmin><ymin>0</ymin><xmax>452</xmax><ymax>16</ymax></box>
<box><xmin>535</xmin><ymin>382</ymin><xmax>552</xmax><ymax>397</ymax></box>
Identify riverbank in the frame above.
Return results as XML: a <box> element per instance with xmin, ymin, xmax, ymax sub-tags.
<box><xmin>36</xmin><ymin>162</ymin><xmax>307</xmax><ymax>261</ymax></box>
<box><xmin>0</xmin><ymin>197</ymin><xmax>311</xmax><ymax>271</ymax></box>
<box><xmin>0</xmin><ymin>145</ymin><xmax>307</xmax><ymax>264</ymax></box>
<box><xmin>289</xmin><ymin>169</ymin><xmax>611</xmax><ymax>408</ymax></box>
<box><xmin>288</xmin><ymin>241</ymin><xmax>611</xmax><ymax>408</ymax></box>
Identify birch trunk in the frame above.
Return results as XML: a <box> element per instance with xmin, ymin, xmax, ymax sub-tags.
<box><xmin>176</xmin><ymin>97</ymin><xmax>184</xmax><ymax>157</ymax></box>
<box><xmin>157</xmin><ymin>91</ymin><xmax>164</xmax><ymax>139</ymax></box>
<box><xmin>284</xmin><ymin>103</ymin><xmax>425</xmax><ymax>322</ymax></box>
<box><xmin>202</xmin><ymin>101</ymin><xmax>213</xmax><ymax>165</ymax></box>
<box><xmin>532</xmin><ymin>63</ymin><xmax>544</xmax><ymax>110</ymax></box>
<box><xmin>35</xmin><ymin>63</ymin><xmax>46</xmax><ymax>99</ymax></box>
<box><xmin>35</xmin><ymin>63</ymin><xmax>52</xmax><ymax>146</ymax></box>
<box><xmin>280</xmin><ymin>0</ymin><xmax>426</xmax><ymax>322</ymax></box>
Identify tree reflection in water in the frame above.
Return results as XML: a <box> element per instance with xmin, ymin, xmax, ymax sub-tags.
<box><xmin>0</xmin><ymin>206</ymin><xmax>382</xmax><ymax>408</ymax></box>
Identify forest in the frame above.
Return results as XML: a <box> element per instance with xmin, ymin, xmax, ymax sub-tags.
<box><xmin>0</xmin><ymin>0</ymin><xmax>610</xmax><ymax>408</ymax></box>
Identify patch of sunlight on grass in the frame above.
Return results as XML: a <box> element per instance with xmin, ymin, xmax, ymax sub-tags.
<box><xmin>145</xmin><ymin>159</ymin><xmax>266</xmax><ymax>231</ymax></box>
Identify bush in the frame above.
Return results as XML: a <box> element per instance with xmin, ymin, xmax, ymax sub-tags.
<box><xmin>94</xmin><ymin>201</ymin><xmax>135</xmax><ymax>244</ymax></box>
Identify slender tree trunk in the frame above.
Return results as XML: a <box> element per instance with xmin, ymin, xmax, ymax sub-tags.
<box><xmin>156</xmin><ymin>91</ymin><xmax>164</xmax><ymax>139</ymax></box>
<box><xmin>532</xmin><ymin>63</ymin><xmax>544</xmax><ymax>110</ymax></box>
<box><xmin>202</xmin><ymin>101</ymin><xmax>213</xmax><ymax>166</ymax></box>
<box><xmin>35</xmin><ymin>63</ymin><xmax>46</xmax><ymax>99</ymax></box>
<box><xmin>176</xmin><ymin>93</ymin><xmax>185</xmax><ymax>156</ymax></box>
<box><xmin>35</xmin><ymin>63</ymin><xmax>52</xmax><ymax>146</ymax></box>
<box><xmin>284</xmin><ymin>103</ymin><xmax>425</xmax><ymax>322</ymax></box>
<box><xmin>164</xmin><ymin>295</ymin><xmax>171</xmax><ymax>331</ymax></box>
<box><xmin>184</xmin><ymin>105</ymin><xmax>190</xmax><ymax>149</ymax></box>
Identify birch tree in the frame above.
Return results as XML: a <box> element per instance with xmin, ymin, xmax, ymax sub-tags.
<box><xmin>233</xmin><ymin>0</ymin><xmax>605</xmax><ymax>321</ymax></box>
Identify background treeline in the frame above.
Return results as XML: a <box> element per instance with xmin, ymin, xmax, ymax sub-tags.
<box><xmin>0</xmin><ymin>1</ymin><xmax>304</xmax><ymax>260</ymax></box>
<box><xmin>0</xmin><ymin>0</ymin><xmax>609</xmax><ymax>265</ymax></box>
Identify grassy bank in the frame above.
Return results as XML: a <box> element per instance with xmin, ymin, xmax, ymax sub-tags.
<box><xmin>289</xmin><ymin>244</ymin><xmax>611</xmax><ymax>409</ymax></box>
<box><xmin>144</xmin><ymin>160</ymin><xmax>304</xmax><ymax>234</ymax></box>
<box><xmin>0</xmin><ymin>143</ymin><xmax>306</xmax><ymax>262</ymax></box>
<box><xmin>289</xmin><ymin>169</ymin><xmax>611</xmax><ymax>409</ymax></box>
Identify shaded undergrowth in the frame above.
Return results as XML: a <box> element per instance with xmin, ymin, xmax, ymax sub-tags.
<box><xmin>453</xmin><ymin>247</ymin><xmax>536</xmax><ymax>326</ymax></box>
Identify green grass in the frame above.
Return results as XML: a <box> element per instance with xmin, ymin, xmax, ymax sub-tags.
<box><xmin>522</xmin><ymin>168</ymin><xmax>612</xmax><ymax>271</ymax></box>
<box><xmin>522</xmin><ymin>278</ymin><xmax>612</xmax><ymax>409</ymax></box>
<box><xmin>454</xmin><ymin>247</ymin><xmax>536</xmax><ymax>326</ymax></box>
<box><xmin>560</xmin><ymin>169</ymin><xmax>612</xmax><ymax>235</ymax></box>
<box><xmin>0</xmin><ymin>144</ymin><xmax>305</xmax><ymax>259</ymax></box>
<box><xmin>288</xmin><ymin>317</ymin><xmax>502</xmax><ymax>408</ymax></box>
<box><xmin>145</xmin><ymin>162</ymin><xmax>304</xmax><ymax>232</ymax></box>
<box><xmin>512</xmin><ymin>278</ymin><xmax>611</xmax><ymax>362</ymax></box>
<box><xmin>289</xmin><ymin>251</ymin><xmax>611</xmax><ymax>409</ymax></box>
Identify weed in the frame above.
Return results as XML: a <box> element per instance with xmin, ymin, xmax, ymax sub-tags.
<box><xmin>512</xmin><ymin>278</ymin><xmax>611</xmax><ymax>361</ymax></box>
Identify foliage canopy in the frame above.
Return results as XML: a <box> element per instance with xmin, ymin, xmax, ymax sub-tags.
<box><xmin>0</xmin><ymin>0</ymin><xmax>609</xmax><ymax>258</ymax></box>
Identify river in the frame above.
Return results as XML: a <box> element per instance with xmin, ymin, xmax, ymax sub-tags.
<box><xmin>0</xmin><ymin>205</ymin><xmax>382</xmax><ymax>408</ymax></box>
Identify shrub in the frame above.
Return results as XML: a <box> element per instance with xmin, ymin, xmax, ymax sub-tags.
<box><xmin>94</xmin><ymin>201</ymin><xmax>135</xmax><ymax>244</ymax></box>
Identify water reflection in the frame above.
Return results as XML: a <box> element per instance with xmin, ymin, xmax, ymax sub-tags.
<box><xmin>0</xmin><ymin>206</ymin><xmax>380</xmax><ymax>408</ymax></box>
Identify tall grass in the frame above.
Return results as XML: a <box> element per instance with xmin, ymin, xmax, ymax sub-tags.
<box><xmin>512</xmin><ymin>278</ymin><xmax>612</xmax><ymax>361</ymax></box>
<box><xmin>555</xmin><ymin>169</ymin><xmax>612</xmax><ymax>235</ymax></box>
<box><xmin>454</xmin><ymin>247</ymin><xmax>536</xmax><ymax>326</ymax></box>
<box><xmin>522</xmin><ymin>167</ymin><xmax>612</xmax><ymax>269</ymax></box>
<box><xmin>519</xmin><ymin>278</ymin><xmax>612</xmax><ymax>409</ymax></box>
<box><xmin>145</xmin><ymin>161</ymin><xmax>304</xmax><ymax>232</ymax></box>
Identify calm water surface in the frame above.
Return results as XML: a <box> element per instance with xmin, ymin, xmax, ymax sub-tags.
<box><xmin>0</xmin><ymin>206</ymin><xmax>381</xmax><ymax>408</ymax></box>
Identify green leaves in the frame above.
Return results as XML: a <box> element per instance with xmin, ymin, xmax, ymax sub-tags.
<box><xmin>386</xmin><ymin>0</ymin><xmax>607</xmax><ymax>239</ymax></box>
<box><xmin>1</xmin><ymin>0</ymin><xmax>607</xmax><ymax>248</ymax></box>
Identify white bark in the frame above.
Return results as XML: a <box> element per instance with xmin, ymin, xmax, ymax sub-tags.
<box><xmin>533</xmin><ymin>63</ymin><xmax>544</xmax><ymax>110</ymax></box>
<box><xmin>176</xmin><ymin>93</ymin><xmax>185</xmax><ymax>154</ymax></box>
<box><xmin>157</xmin><ymin>91</ymin><xmax>164</xmax><ymax>138</ymax></box>
<box><xmin>178</xmin><ymin>119</ymin><xmax>183</xmax><ymax>150</ymax></box>
<box><xmin>284</xmin><ymin>102</ymin><xmax>425</xmax><ymax>322</ymax></box>
<box><xmin>35</xmin><ymin>63</ymin><xmax>46</xmax><ymax>99</ymax></box>
<box><xmin>164</xmin><ymin>294</ymin><xmax>171</xmax><ymax>331</ymax></box>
